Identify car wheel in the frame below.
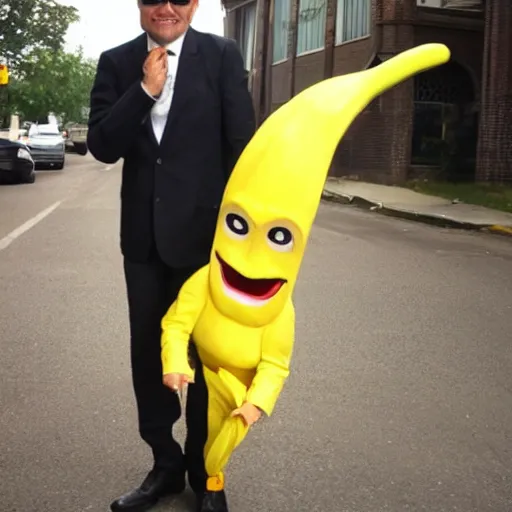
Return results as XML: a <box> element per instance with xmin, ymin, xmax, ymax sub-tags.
<box><xmin>25</xmin><ymin>172</ymin><xmax>36</xmax><ymax>184</ymax></box>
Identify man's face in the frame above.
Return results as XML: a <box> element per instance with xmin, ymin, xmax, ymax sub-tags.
<box><xmin>139</xmin><ymin>0</ymin><xmax>198</xmax><ymax>45</ymax></box>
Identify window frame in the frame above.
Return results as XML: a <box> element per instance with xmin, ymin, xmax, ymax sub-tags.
<box><xmin>235</xmin><ymin>0</ymin><xmax>258</xmax><ymax>72</ymax></box>
<box><xmin>272</xmin><ymin>0</ymin><xmax>292</xmax><ymax>64</ymax></box>
<box><xmin>296</xmin><ymin>0</ymin><xmax>328</xmax><ymax>57</ymax></box>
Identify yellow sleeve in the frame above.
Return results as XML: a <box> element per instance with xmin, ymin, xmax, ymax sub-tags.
<box><xmin>161</xmin><ymin>265</ymin><xmax>209</xmax><ymax>378</ymax></box>
<box><xmin>245</xmin><ymin>301</ymin><xmax>295</xmax><ymax>416</ymax></box>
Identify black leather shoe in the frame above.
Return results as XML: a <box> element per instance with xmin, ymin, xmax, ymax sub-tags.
<box><xmin>110</xmin><ymin>468</ymin><xmax>186</xmax><ymax>512</ymax></box>
<box><xmin>196</xmin><ymin>490</ymin><xmax>229</xmax><ymax>512</ymax></box>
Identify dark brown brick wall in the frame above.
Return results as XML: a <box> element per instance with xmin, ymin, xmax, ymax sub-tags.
<box><xmin>330</xmin><ymin>0</ymin><xmax>416</xmax><ymax>185</ymax></box>
<box><xmin>270</xmin><ymin>61</ymin><xmax>293</xmax><ymax>107</ymax></box>
<box><xmin>228</xmin><ymin>0</ymin><xmax>495</xmax><ymax>185</ymax></box>
<box><xmin>476</xmin><ymin>0</ymin><xmax>512</xmax><ymax>182</ymax></box>
<box><xmin>293</xmin><ymin>51</ymin><xmax>325</xmax><ymax>94</ymax></box>
<box><xmin>332</xmin><ymin>37</ymin><xmax>374</xmax><ymax>75</ymax></box>
<box><xmin>329</xmin><ymin>3</ymin><xmax>485</xmax><ymax>185</ymax></box>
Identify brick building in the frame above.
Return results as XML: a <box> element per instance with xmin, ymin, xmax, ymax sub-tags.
<box><xmin>222</xmin><ymin>0</ymin><xmax>511</xmax><ymax>185</ymax></box>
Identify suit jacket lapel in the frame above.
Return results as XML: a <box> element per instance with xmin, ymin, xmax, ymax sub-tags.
<box><xmin>160</xmin><ymin>28</ymin><xmax>201</xmax><ymax>147</ymax></box>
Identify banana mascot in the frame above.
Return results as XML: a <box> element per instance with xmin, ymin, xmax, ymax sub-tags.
<box><xmin>161</xmin><ymin>43</ymin><xmax>451</xmax><ymax>511</ymax></box>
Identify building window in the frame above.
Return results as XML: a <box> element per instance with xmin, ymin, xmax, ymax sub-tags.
<box><xmin>335</xmin><ymin>0</ymin><xmax>371</xmax><ymax>45</ymax></box>
<box><xmin>411</xmin><ymin>62</ymin><xmax>478</xmax><ymax>178</ymax></box>
<box><xmin>297</xmin><ymin>0</ymin><xmax>327</xmax><ymax>55</ymax></box>
<box><xmin>273</xmin><ymin>0</ymin><xmax>291</xmax><ymax>63</ymax></box>
<box><xmin>236</xmin><ymin>1</ymin><xmax>257</xmax><ymax>72</ymax></box>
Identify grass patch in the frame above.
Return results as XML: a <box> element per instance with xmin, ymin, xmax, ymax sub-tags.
<box><xmin>406</xmin><ymin>181</ymin><xmax>512</xmax><ymax>214</ymax></box>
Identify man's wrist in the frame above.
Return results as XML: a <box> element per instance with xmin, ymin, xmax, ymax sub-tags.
<box><xmin>141</xmin><ymin>81</ymin><xmax>158</xmax><ymax>101</ymax></box>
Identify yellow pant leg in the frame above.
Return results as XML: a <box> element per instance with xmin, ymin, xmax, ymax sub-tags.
<box><xmin>203</xmin><ymin>366</ymin><xmax>250</xmax><ymax>490</ymax></box>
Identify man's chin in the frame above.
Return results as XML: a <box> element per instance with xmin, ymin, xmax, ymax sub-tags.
<box><xmin>146</xmin><ymin>26</ymin><xmax>187</xmax><ymax>45</ymax></box>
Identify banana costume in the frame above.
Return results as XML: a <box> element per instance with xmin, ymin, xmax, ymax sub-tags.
<box><xmin>161</xmin><ymin>44</ymin><xmax>450</xmax><ymax>503</ymax></box>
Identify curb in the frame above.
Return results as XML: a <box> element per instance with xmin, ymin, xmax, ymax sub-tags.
<box><xmin>485</xmin><ymin>225</ymin><xmax>512</xmax><ymax>237</ymax></box>
<box><xmin>321</xmin><ymin>190</ymin><xmax>512</xmax><ymax>238</ymax></box>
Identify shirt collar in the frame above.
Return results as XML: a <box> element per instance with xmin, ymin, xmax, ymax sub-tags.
<box><xmin>147</xmin><ymin>30</ymin><xmax>187</xmax><ymax>57</ymax></box>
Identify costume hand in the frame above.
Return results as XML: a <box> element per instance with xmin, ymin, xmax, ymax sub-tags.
<box><xmin>231</xmin><ymin>402</ymin><xmax>262</xmax><ymax>427</ymax></box>
<box><xmin>143</xmin><ymin>47</ymin><xmax>168</xmax><ymax>98</ymax></box>
<box><xmin>163</xmin><ymin>373</ymin><xmax>193</xmax><ymax>392</ymax></box>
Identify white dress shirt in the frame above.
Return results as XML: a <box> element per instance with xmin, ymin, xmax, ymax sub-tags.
<box><xmin>141</xmin><ymin>31</ymin><xmax>186</xmax><ymax>144</ymax></box>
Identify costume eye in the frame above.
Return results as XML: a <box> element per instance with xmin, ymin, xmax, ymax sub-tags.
<box><xmin>267</xmin><ymin>227</ymin><xmax>293</xmax><ymax>252</ymax></box>
<box><xmin>224</xmin><ymin>213</ymin><xmax>249</xmax><ymax>239</ymax></box>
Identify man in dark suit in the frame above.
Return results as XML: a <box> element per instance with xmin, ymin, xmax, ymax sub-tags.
<box><xmin>87</xmin><ymin>1</ymin><xmax>255</xmax><ymax>511</ymax></box>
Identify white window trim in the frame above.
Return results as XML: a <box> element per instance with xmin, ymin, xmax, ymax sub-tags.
<box><xmin>296</xmin><ymin>46</ymin><xmax>326</xmax><ymax>58</ymax></box>
<box><xmin>272</xmin><ymin>58</ymin><xmax>289</xmax><ymax>66</ymax></box>
<box><xmin>335</xmin><ymin>34</ymin><xmax>371</xmax><ymax>47</ymax></box>
<box><xmin>226</xmin><ymin>0</ymin><xmax>257</xmax><ymax>14</ymax></box>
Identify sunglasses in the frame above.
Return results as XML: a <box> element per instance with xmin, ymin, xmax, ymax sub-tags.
<box><xmin>141</xmin><ymin>0</ymin><xmax>191</xmax><ymax>5</ymax></box>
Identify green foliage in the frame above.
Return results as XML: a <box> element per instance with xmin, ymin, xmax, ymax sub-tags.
<box><xmin>9</xmin><ymin>47</ymin><xmax>97</xmax><ymax>124</ymax></box>
<box><xmin>0</xmin><ymin>0</ymin><xmax>79</xmax><ymax>71</ymax></box>
<box><xmin>0</xmin><ymin>0</ymin><xmax>97</xmax><ymax>126</ymax></box>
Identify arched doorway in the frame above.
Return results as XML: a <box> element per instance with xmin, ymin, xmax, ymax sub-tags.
<box><xmin>411</xmin><ymin>60</ymin><xmax>478</xmax><ymax>182</ymax></box>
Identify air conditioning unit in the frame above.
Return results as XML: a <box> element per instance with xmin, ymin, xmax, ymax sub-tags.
<box><xmin>416</xmin><ymin>0</ymin><xmax>443</xmax><ymax>7</ymax></box>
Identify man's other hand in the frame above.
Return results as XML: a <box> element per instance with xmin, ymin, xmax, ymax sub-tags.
<box><xmin>163</xmin><ymin>372</ymin><xmax>193</xmax><ymax>392</ymax></box>
<box><xmin>231</xmin><ymin>402</ymin><xmax>262</xmax><ymax>427</ymax></box>
<box><xmin>143</xmin><ymin>47</ymin><xmax>168</xmax><ymax>98</ymax></box>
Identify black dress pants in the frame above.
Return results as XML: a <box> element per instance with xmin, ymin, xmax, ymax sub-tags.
<box><xmin>123</xmin><ymin>253</ymin><xmax>208</xmax><ymax>493</ymax></box>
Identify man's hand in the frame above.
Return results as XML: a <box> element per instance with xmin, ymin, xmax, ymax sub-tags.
<box><xmin>143</xmin><ymin>47</ymin><xmax>168</xmax><ymax>98</ymax></box>
<box><xmin>163</xmin><ymin>373</ymin><xmax>193</xmax><ymax>393</ymax></box>
<box><xmin>231</xmin><ymin>402</ymin><xmax>262</xmax><ymax>427</ymax></box>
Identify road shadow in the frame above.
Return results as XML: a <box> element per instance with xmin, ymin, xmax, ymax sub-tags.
<box><xmin>149</xmin><ymin>488</ymin><xmax>196</xmax><ymax>511</ymax></box>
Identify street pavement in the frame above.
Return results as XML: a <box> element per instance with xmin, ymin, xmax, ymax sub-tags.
<box><xmin>1</xmin><ymin>154</ymin><xmax>511</xmax><ymax>512</ymax></box>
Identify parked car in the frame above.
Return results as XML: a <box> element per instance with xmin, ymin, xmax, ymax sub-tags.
<box><xmin>64</xmin><ymin>123</ymin><xmax>88</xmax><ymax>155</ymax></box>
<box><xmin>0</xmin><ymin>138</ymin><xmax>35</xmax><ymax>185</ymax></box>
<box><xmin>20</xmin><ymin>123</ymin><xmax>65</xmax><ymax>170</ymax></box>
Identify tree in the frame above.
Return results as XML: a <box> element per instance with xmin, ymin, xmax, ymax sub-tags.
<box><xmin>9</xmin><ymin>47</ymin><xmax>97</xmax><ymax>125</ymax></box>
<box><xmin>0</xmin><ymin>0</ymin><xmax>79</xmax><ymax>71</ymax></box>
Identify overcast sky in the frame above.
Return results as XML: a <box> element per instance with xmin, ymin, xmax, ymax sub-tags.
<box><xmin>62</xmin><ymin>0</ymin><xmax>225</xmax><ymax>58</ymax></box>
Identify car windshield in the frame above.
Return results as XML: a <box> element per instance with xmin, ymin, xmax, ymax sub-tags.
<box><xmin>29</xmin><ymin>124</ymin><xmax>60</xmax><ymax>136</ymax></box>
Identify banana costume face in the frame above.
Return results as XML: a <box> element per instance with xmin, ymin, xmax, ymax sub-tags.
<box><xmin>161</xmin><ymin>44</ymin><xmax>450</xmax><ymax>503</ymax></box>
<box><xmin>209</xmin><ymin>200</ymin><xmax>304</xmax><ymax>328</ymax></box>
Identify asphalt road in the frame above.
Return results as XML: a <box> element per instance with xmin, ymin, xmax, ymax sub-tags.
<box><xmin>1</xmin><ymin>154</ymin><xmax>511</xmax><ymax>512</ymax></box>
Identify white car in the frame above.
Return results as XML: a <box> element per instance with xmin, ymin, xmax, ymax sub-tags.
<box><xmin>21</xmin><ymin>123</ymin><xmax>66</xmax><ymax>170</ymax></box>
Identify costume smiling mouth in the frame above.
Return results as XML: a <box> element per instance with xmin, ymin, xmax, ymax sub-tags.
<box><xmin>215</xmin><ymin>252</ymin><xmax>286</xmax><ymax>304</ymax></box>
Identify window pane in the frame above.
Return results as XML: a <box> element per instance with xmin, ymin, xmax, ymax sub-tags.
<box><xmin>335</xmin><ymin>0</ymin><xmax>371</xmax><ymax>45</ymax></box>
<box><xmin>273</xmin><ymin>0</ymin><xmax>291</xmax><ymax>62</ymax></box>
<box><xmin>297</xmin><ymin>0</ymin><xmax>327</xmax><ymax>55</ymax></box>
<box><xmin>239</xmin><ymin>2</ymin><xmax>257</xmax><ymax>71</ymax></box>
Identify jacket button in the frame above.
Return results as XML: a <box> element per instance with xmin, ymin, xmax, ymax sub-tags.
<box><xmin>156</xmin><ymin>158</ymin><xmax>162</xmax><ymax>165</ymax></box>
<box><xmin>155</xmin><ymin>197</ymin><xmax>160</xmax><ymax>203</ymax></box>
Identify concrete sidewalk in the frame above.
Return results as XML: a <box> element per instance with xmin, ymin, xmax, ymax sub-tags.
<box><xmin>322</xmin><ymin>178</ymin><xmax>512</xmax><ymax>237</ymax></box>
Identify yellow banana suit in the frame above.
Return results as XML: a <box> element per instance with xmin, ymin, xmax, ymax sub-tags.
<box><xmin>161</xmin><ymin>43</ymin><xmax>451</xmax><ymax>505</ymax></box>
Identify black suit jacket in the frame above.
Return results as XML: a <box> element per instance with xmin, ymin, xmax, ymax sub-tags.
<box><xmin>87</xmin><ymin>29</ymin><xmax>256</xmax><ymax>268</ymax></box>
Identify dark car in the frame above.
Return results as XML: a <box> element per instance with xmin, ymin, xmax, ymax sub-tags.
<box><xmin>0</xmin><ymin>138</ymin><xmax>36</xmax><ymax>185</ymax></box>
